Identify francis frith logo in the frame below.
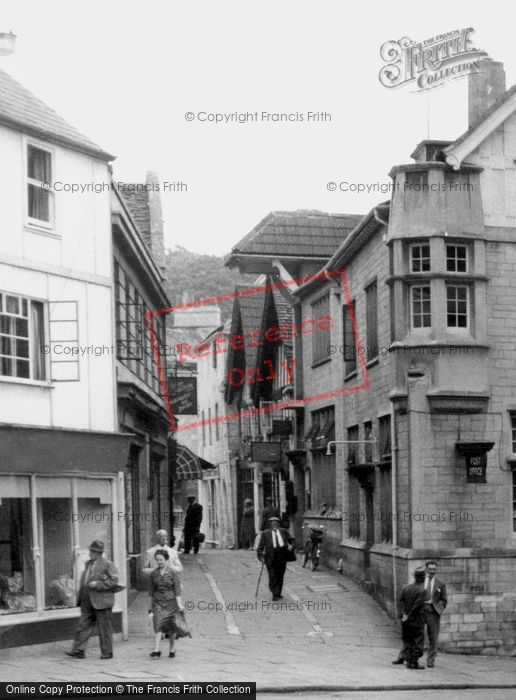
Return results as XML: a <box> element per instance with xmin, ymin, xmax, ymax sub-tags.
<box><xmin>379</xmin><ymin>28</ymin><xmax>488</xmax><ymax>91</ymax></box>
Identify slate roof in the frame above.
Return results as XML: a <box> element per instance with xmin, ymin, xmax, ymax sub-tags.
<box><xmin>0</xmin><ymin>68</ymin><xmax>113</xmax><ymax>161</ymax></box>
<box><xmin>227</xmin><ymin>210</ymin><xmax>364</xmax><ymax>261</ymax></box>
<box><xmin>118</xmin><ymin>186</ymin><xmax>152</xmax><ymax>250</ymax></box>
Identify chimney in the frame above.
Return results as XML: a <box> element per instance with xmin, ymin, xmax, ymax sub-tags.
<box><xmin>146</xmin><ymin>171</ymin><xmax>167</xmax><ymax>279</ymax></box>
<box><xmin>468</xmin><ymin>59</ymin><xmax>506</xmax><ymax>128</ymax></box>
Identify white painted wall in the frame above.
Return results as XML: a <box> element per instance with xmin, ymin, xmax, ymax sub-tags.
<box><xmin>0</xmin><ymin>123</ymin><xmax>116</xmax><ymax>432</ymax></box>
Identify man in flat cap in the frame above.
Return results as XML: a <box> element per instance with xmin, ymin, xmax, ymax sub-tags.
<box><xmin>392</xmin><ymin>566</ymin><xmax>429</xmax><ymax>669</ymax></box>
<box><xmin>257</xmin><ymin>517</ymin><xmax>295</xmax><ymax>600</ymax></box>
<box><xmin>66</xmin><ymin>540</ymin><xmax>120</xmax><ymax>660</ymax></box>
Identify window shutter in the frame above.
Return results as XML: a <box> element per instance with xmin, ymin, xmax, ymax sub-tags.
<box><xmin>48</xmin><ymin>300</ymin><xmax>79</xmax><ymax>381</ymax></box>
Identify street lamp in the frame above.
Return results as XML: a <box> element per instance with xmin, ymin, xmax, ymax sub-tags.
<box><xmin>0</xmin><ymin>32</ymin><xmax>16</xmax><ymax>56</ymax></box>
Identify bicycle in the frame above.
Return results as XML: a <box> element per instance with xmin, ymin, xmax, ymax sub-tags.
<box><xmin>301</xmin><ymin>523</ymin><xmax>325</xmax><ymax>571</ymax></box>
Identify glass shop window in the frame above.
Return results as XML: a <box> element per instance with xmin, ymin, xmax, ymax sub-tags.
<box><xmin>0</xmin><ymin>477</ymin><xmax>36</xmax><ymax>615</ymax></box>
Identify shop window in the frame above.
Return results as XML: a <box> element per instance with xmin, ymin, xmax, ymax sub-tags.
<box><xmin>410</xmin><ymin>243</ymin><xmax>431</xmax><ymax>272</ymax></box>
<box><xmin>446</xmin><ymin>285</ymin><xmax>469</xmax><ymax>328</ymax></box>
<box><xmin>0</xmin><ymin>292</ymin><xmax>46</xmax><ymax>381</ymax></box>
<box><xmin>27</xmin><ymin>144</ymin><xmax>53</xmax><ymax>225</ymax></box>
<box><xmin>125</xmin><ymin>445</ymin><xmax>141</xmax><ymax>556</ymax></box>
<box><xmin>311</xmin><ymin>293</ymin><xmax>331</xmax><ymax>364</ymax></box>
<box><xmin>410</xmin><ymin>285</ymin><xmax>431</xmax><ymax>328</ymax></box>
<box><xmin>1</xmin><ymin>475</ymin><xmax>114</xmax><ymax>615</ymax></box>
<box><xmin>0</xmin><ymin>478</ymin><xmax>35</xmax><ymax>615</ymax></box>
<box><xmin>446</xmin><ymin>244</ymin><xmax>468</xmax><ymax>273</ymax></box>
<box><xmin>365</xmin><ymin>280</ymin><xmax>378</xmax><ymax>361</ymax></box>
<box><xmin>342</xmin><ymin>299</ymin><xmax>357</xmax><ymax>375</ymax></box>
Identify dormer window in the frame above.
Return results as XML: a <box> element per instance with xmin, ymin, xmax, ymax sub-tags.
<box><xmin>410</xmin><ymin>243</ymin><xmax>430</xmax><ymax>272</ymax></box>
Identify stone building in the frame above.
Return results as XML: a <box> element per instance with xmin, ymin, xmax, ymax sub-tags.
<box><xmin>293</xmin><ymin>59</ymin><xmax>516</xmax><ymax>655</ymax></box>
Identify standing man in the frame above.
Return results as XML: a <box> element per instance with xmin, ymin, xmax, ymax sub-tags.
<box><xmin>260</xmin><ymin>497</ymin><xmax>280</xmax><ymax>531</ymax></box>
<box><xmin>183</xmin><ymin>495</ymin><xmax>203</xmax><ymax>554</ymax></box>
<box><xmin>393</xmin><ymin>566</ymin><xmax>428</xmax><ymax>670</ymax></box>
<box><xmin>424</xmin><ymin>560</ymin><xmax>447</xmax><ymax>668</ymax></box>
<box><xmin>257</xmin><ymin>516</ymin><xmax>294</xmax><ymax>601</ymax></box>
<box><xmin>143</xmin><ymin>529</ymin><xmax>183</xmax><ymax>574</ymax></box>
<box><xmin>66</xmin><ymin>540</ymin><xmax>120</xmax><ymax>660</ymax></box>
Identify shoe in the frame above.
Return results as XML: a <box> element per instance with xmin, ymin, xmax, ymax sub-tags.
<box><xmin>427</xmin><ymin>662</ymin><xmax>434</xmax><ymax>668</ymax></box>
<box><xmin>272</xmin><ymin>595</ymin><xmax>280</xmax><ymax>601</ymax></box>
<box><xmin>392</xmin><ymin>658</ymin><xmax>405</xmax><ymax>665</ymax></box>
<box><xmin>169</xmin><ymin>651</ymin><xmax>175</xmax><ymax>658</ymax></box>
<box><xmin>150</xmin><ymin>651</ymin><xmax>161</xmax><ymax>658</ymax></box>
<box><xmin>65</xmin><ymin>650</ymin><xmax>85</xmax><ymax>659</ymax></box>
<box><xmin>408</xmin><ymin>663</ymin><xmax>425</xmax><ymax>670</ymax></box>
<box><xmin>100</xmin><ymin>653</ymin><xmax>113</xmax><ymax>659</ymax></box>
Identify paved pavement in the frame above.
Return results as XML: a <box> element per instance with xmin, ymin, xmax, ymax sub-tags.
<box><xmin>1</xmin><ymin>550</ymin><xmax>515</xmax><ymax>693</ymax></box>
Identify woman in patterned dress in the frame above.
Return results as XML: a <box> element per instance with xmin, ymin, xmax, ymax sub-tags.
<box><xmin>148</xmin><ymin>549</ymin><xmax>184</xmax><ymax>658</ymax></box>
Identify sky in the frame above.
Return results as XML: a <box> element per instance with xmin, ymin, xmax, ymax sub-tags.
<box><xmin>1</xmin><ymin>1</ymin><xmax>513</xmax><ymax>255</ymax></box>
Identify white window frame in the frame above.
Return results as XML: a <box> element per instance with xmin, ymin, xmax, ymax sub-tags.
<box><xmin>446</xmin><ymin>284</ymin><xmax>469</xmax><ymax>330</ymax></box>
<box><xmin>410</xmin><ymin>242</ymin><xmax>431</xmax><ymax>273</ymax></box>
<box><xmin>446</xmin><ymin>244</ymin><xmax>468</xmax><ymax>273</ymax></box>
<box><xmin>24</xmin><ymin>139</ymin><xmax>55</xmax><ymax>232</ymax></box>
<box><xmin>410</xmin><ymin>284</ymin><xmax>431</xmax><ymax>329</ymax></box>
<box><xmin>0</xmin><ymin>291</ymin><xmax>49</xmax><ymax>384</ymax></box>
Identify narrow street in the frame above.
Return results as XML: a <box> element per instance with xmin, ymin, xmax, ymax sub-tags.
<box><xmin>1</xmin><ymin>551</ymin><xmax>515</xmax><ymax>694</ymax></box>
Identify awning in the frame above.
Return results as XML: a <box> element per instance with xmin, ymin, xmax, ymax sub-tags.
<box><xmin>0</xmin><ymin>424</ymin><xmax>132</xmax><ymax>474</ymax></box>
<box><xmin>173</xmin><ymin>443</ymin><xmax>216</xmax><ymax>481</ymax></box>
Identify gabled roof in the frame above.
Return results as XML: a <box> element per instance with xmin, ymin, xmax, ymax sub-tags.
<box><xmin>444</xmin><ymin>84</ymin><xmax>516</xmax><ymax>170</ymax></box>
<box><xmin>226</xmin><ymin>210</ymin><xmax>363</xmax><ymax>265</ymax></box>
<box><xmin>0</xmin><ymin>68</ymin><xmax>114</xmax><ymax>161</ymax></box>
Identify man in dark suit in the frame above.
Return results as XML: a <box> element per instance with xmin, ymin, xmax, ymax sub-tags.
<box><xmin>260</xmin><ymin>497</ymin><xmax>280</xmax><ymax>531</ymax></box>
<box><xmin>257</xmin><ymin>516</ymin><xmax>294</xmax><ymax>600</ymax></box>
<box><xmin>424</xmin><ymin>560</ymin><xmax>447</xmax><ymax>667</ymax></box>
<box><xmin>393</xmin><ymin>567</ymin><xmax>429</xmax><ymax>669</ymax></box>
<box><xmin>183</xmin><ymin>496</ymin><xmax>203</xmax><ymax>554</ymax></box>
<box><xmin>66</xmin><ymin>540</ymin><xmax>120</xmax><ymax>660</ymax></box>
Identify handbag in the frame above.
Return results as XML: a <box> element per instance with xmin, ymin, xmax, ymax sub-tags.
<box><xmin>174</xmin><ymin>609</ymin><xmax>192</xmax><ymax>639</ymax></box>
<box><xmin>286</xmin><ymin>547</ymin><xmax>297</xmax><ymax>563</ymax></box>
<box><xmin>194</xmin><ymin>532</ymin><xmax>205</xmax><ymax>544</ymax></box>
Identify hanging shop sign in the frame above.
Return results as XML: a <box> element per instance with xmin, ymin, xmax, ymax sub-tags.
<box><xmin>251</xmin><ymin>441</ymin><xmax>281</xmax><ymax>462</ymax></box>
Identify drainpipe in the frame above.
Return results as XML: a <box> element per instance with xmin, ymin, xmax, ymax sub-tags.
<box><xmin>390</xmin><ymin>400</ymin><xmax>398</xmax><ymax>618</ymax></box>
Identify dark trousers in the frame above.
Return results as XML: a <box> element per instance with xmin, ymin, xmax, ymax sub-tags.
<box><xmin>401</xmin><ymin>620</ymin><xmax>424</xmax><ymax>667</ymax></box>
<box><xmin>72</xmin><ymin>588</ymin><xmax>113</xmax><ymax>656</ymax></box>
<box><xmin>184</xmin><ymin>528</ymin><xmax>199</xmax><ymax>554</ymax></box>
<box><xmin>266</xmin><ymin>555</ymin><xmax>287</xmax><ymax>597</ymax></box>
<box><xmin>425</xmin><ymin>608</ymin><xmax>441</xmax><ymax>663</ymax></box>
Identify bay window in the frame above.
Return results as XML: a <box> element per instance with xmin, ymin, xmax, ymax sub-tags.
<box><xmin>410</xmin><ymin>285</ymin><xmax>431</xmax><ymax>329</ymax></box>
<box><xmin>446</xmin><ymin>285</ymin><xmax>469</xmax><ymax>328</ymax></box>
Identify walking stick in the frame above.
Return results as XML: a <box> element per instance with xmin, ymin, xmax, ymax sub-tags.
<box><xmin>255</xmin><ymin>559</ymin><xmax>265</xmax><ymax>598</ymax></box>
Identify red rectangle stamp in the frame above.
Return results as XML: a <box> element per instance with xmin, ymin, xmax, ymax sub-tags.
<box><xmin>146</xmin><ymin>269</ymin><xmax>369</xmax><ymax>433</ymax></box>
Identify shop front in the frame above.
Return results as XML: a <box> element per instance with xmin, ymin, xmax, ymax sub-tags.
<box><xmin>0</xmin><ymin>425</ymin><xmax>130</xmax><ymax>649</ymax></box>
